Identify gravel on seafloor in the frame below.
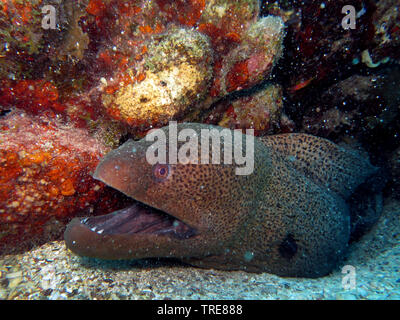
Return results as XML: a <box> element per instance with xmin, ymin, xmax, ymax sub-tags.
<box><xmin>0</xmin><ymin>199</ymin><xmax>399</xmax><ymax>300</ymax></box>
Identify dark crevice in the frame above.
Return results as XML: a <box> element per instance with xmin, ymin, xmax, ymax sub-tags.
<box><xmin>0</xmin><ymin>109</ymin><xmax>11</xmax><ymax>118</ymax></box>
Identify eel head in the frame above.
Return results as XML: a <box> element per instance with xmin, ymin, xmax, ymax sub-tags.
<box><xmin>64</xmin><ymin>123</ymin><xmax>249</xmax><ymax>261</ymax></box>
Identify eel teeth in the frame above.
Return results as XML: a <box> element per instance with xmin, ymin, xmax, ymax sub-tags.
<box><xmin>81</xmin><ymin>217</ymin><xmax>88</xmax><ymax>224</ymax></box>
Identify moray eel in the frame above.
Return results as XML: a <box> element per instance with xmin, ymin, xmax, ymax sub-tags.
<box><xmin>64</xmin><ymin>123</ymin><xmax>383</xmax><ymax>277</ymax></box>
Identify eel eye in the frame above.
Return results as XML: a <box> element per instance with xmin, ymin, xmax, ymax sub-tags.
<box><xmin>152</xmin><ymin>164</ymin><xmax>170</xmax><ymax>182</ymax></box>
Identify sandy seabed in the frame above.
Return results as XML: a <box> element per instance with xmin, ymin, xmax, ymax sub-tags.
<box><xmin>1</xmin><ymin>199</ymin><xmax>399</xmax><ymax>300</ymax></box>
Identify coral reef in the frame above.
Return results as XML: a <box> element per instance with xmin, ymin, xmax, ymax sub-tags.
<box><xmin>93</xmin><ymin>1</ymin><xmax>285</xmax><ymax>132</ymax></box>
<box><xmin>261</xmin><ymin>0</ymin><xmax>399</xmax><ymax>95</ymax></box>
<box><xmin>0</xmin><ymin>110</ymin><xmax>130</xmax><ymax>254</ymax></box>
<box><xmin>0</xmin><ymin>0</ymin><xmax>285</xmax><ymax>135</ymax></box>
<box><xmin>301</xmin><ymin>72</ymin><xmax>394</xmax><ymax>140</ymax></box>
<box><xmin>207</xmin><ymin>15</ymin><xmax>285</xmax><ymax>98</ymax></box>
<box><xmin>101</xmin><ymin>28</ymin><xmax>214</xmax><ymax>128</ymax></box>
<box><xmin>0</xmin><ymin>0</ymin><xmax>399</xmax><ymax>255</ymax></box>
<box><xmin>369</xmin><ymin>0</ymin><xmax>400</xmax><ymax>65</ymax></box>
<box><xmin>205</xmin><ymin>84</ymin><xmax>285</xmax><ymax>135</ymax></box>
<box><xmin>0</xmin><ymin>0</ymin><xmax>288</xmax><ymax>253</ymax></box>
<box><xmin>0</xmin><ymin>0</ymin><xmax>46</xmax><ymax>77</ymax></box>
<box><xmin>298</xmin><ymin>65</ymin><xmax>400</xmax><ymax>173</ymax></box>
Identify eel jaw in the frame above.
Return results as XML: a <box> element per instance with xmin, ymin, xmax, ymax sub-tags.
<box><xmin>79</xmin><ymin>202</ymin><xmax>196</xmax><ymax>239</ymax></box>
<box><xmin>64</xmin><ymin>202</ymin><xmax>198</xmax><ymax>260</ymax></box>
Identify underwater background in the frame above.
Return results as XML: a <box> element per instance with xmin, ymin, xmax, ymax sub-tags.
<box><xmin>0</xmin><ymin>0</ymin><xmax>399</xmax><ymax>299</ymax></box>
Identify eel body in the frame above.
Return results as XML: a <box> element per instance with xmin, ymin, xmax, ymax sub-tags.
<box><xmin>64</xmin><ymin>123</ymin><xmax>382</xmax><ymax>277</ymax></box>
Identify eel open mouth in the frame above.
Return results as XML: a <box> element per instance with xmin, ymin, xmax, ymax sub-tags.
<box><xmin>76</xmin><ymin>202</ymin><xmax>197</xmax><ymax>240</ymax></box>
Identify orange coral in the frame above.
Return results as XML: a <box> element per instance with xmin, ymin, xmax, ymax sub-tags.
<box><xmin>86</xmin><ymin>0</ymin><xmax>106</xmax><ymax>16</ymax></box>
<box><xmin>0</xmin><ymin>111</ymin><xmax>117</xmax><ymax>254</ymax></box>
<box><xmin>139</xmin><ymin>25</ymin><xmax>153</xmax><ymax>34</ymax></box>
<box><xmin>156</xmin><ymin>0</ymin><xmax>205</xmax><ymax>27</ymax></box>
<box><xmin>136</xmin><ymin>72</ymin><xmax>146</xmax><ymax>82</ymax></box>
<box><xmin>226</xmin><ymin>60</ymin><xmax>250</xmax><ymax>92</ymax></box>
<box><xmin>0</xmin><ymin>80</ymin><xmax>65</xmax><ymax>114</ymax></box>
<box><xmin>210</xmin><ymin>84</ymin><xmax>283</xmax><ymax>136</ymax></box>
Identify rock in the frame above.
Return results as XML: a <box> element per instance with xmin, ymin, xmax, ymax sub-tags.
<box><xmin>206</xmin><ymin>84</ymin><xmax>284</xmax><ymax>135</ymax></box>
<box><xmin>370</xmin><ymin>0</ymin><xmax>400</xmax><ymax>65</ymax></box>
<box><xmin>0</xmin><ymin>110</ymin><xmax>130</xmax><ymax>254</ymax></box>
<box><xmin>209</xmin><ymin>15</ymin><xmax>285</xmax><ymax>97</ymax></box>
<box><xmin>389</xmin><ymin>147</ymin><xmax>400</xmax><ymax>199</ymax></box>
<box><xmin>101</xmin><ymin>28</ymin><xmax>213</xmax><ymax>128</ymax></box>
<box><xmin>300</xmin><ymin>66</ymin><xmax>400</xmax><ymax>148</ymax></box>
<box><xmin>0</xmin><ymin>0</ymin><xmax>285</xmax><ymax>137</ymax></box>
